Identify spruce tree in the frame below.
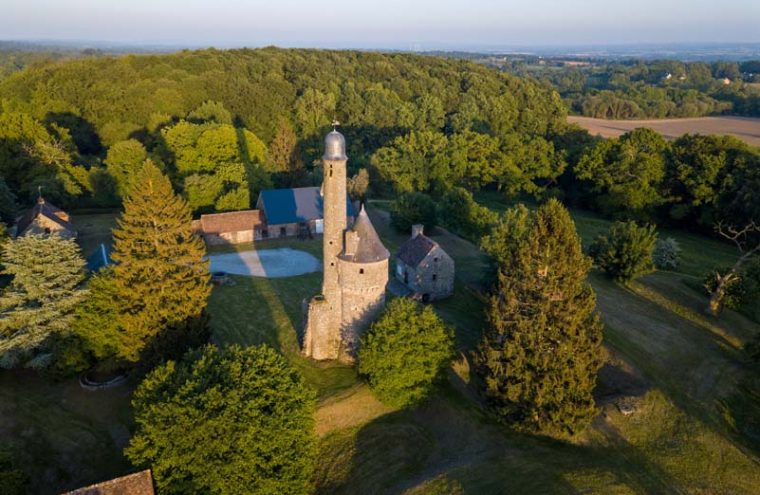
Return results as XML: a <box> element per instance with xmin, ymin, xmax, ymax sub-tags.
<box><xmin>106</xmin><ymin>160</ymin><xmax>210</xmax><ymax>363</ymax></box>
<box><xmin>480</xmin><ymin>199</ymin><xmax>603</xmax><ymax>434</ymax></box>
<box><xmin>0</xmin><ymin>234</ymin><xmax>86</xmax><ymax>369</ymax></box>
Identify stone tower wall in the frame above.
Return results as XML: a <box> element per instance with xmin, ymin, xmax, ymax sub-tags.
<box><xmin>303</xmin><ymin>153</ymin><xmax>348</xmax><ymax>361</ymax></box>
<box><xmin>338</xmin><ymin>258</ymin><xmax>389</xmax><ymax>361</ymax></box>
<box><xmin>321</xmin><ymin>157</ymin><xmax>347</xmax><ymax>299</ymax></box>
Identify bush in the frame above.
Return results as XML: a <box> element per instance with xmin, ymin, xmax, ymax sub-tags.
<box><xmin>125</xmin><ymin>344</ymin><xmax>316</xmax><ymax>495</ymax></box>
<box><xmin>437</xmin><ymin>187</ymin><xmax>498</xmax><ymax>241</ymax></box>
<box><xmin>359</xmin><ymin>298</ymin><xmax>454</xmax><ymax>408</ymax></box>
<box><xmin>0</xmin><ymin>448</ymin><xmax>28</xmax><ymax>495</ymax></box>
<box><xmin>590</xmin><ymin>221</ymin><xmax>657</xmax><ymax>283</ymax></box>
<box><xmin>390</xmin><ymin>192</ymin><xmax>437</xmax><ymax>233</ymax></box>
<box><xmin>653</xmin><ymin>237</ymin><xmax>681</xmax><ymax>270</ymax></box>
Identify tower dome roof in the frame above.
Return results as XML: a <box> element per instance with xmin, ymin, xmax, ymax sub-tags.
<box><xmin>339</xmin><ymin>205</ymin><xmax>390</xmax><ymax>263</ymax></box>
<box><xmin>323</xmin><ymin>129</ymin><xmax>347</xmax><ymax>161</ymax></box>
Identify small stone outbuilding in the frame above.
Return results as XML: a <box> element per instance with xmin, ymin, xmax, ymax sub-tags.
<box><xmin>15</xmin><ymin>196</ymin><xmax>76</xmax><ymax>239</ymax></box>
<box><xmin>191</xmin><ymin>210</ymin><xmax>263</xmax><ymax>245</ymax></box>
<box><xmin>395</xmin><ymin>224</ymin><xmax>454</xmax><ymax>302</ymax></box>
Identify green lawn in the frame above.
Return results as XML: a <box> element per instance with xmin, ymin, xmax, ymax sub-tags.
<box><xmin>0</xmin><ymin>371</ymin><xmax>134</xmax><ymax>494</ymax></box>
<box><xmin>308</xmin><ymin>201</ymin><xmax>760</xmax><ymax>494</ymax></box>
<box><xmin>5</xmin><ymin>200</ymin><xmax>760</xmax><ymax>494</ymax></box>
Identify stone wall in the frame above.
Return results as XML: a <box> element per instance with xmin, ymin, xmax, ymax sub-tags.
<box><xmin>396</xmin><ymin>246</ymin><xmax>454</xmax><ymax>301</ymax></box>
<box><xmin>338</xmin><ymin>258</ymin><xmax>388</xmax><ymax>361</ymax></box>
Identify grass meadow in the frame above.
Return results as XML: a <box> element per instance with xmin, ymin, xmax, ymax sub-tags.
<box><xmin>3</xmin><ymin>197</ymin><xmax>760</xmax><ymax>493</ymax></box>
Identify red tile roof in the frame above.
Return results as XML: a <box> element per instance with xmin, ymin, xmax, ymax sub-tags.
<box><xmin>197</xmin><ymin>210</ymin><xmax>262</xmax><ymax>234</ymax></box>
<box><xmin>62</xmin><ymin>470</ymin><xmax>154</xmax><ymax>495</ymax></box>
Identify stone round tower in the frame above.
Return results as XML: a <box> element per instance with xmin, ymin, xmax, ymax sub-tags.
<box><xmin>303</xmin><ymin>127</ymin><xmax>389</xmax><ymax>363</ymax></box>
<box><xmin>337</xmin><ymin>205</ymin><xmax>390</xmax><ymax>360</ymax></box>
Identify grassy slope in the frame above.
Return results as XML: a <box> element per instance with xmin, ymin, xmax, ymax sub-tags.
<box><xmin>5</xmin><ymin>202</ymin><xmax>760</xmax><ymax>494</ymax></box>
<box><xmin>310</xmin><ymin>203</ymin><xmax>760</xmax><ymax>494</ymax></box>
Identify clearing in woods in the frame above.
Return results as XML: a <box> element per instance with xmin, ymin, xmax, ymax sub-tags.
<box><xmin>568</xmin><ymin>115</ymin><xmax>760</xmax><ymax>147</ymax></box>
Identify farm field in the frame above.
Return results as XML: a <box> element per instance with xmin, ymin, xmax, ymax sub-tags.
<box><xmin>568</xmin><ymin>115</ymin><xmax>760</xmax><ymax>147</ymax></box>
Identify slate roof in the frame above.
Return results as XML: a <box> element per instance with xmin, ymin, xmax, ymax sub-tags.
<box><xmin>62</xmin><ymin>469</ymin><xmax>154</xmax><ymax>495</ymax></box>
<box><xmin>397</xmin><ymin>233</ymin><xmax>437</xmax><ymax>267</ymax></box>
<box><xmin>197</xmin><ymin>210</ymin><xmax>262</xmax><ymax>234</ymax></box>
<box><xmin>257</xmin><ymin>187</ymin><xmax>355</xmax><ymax>225</ymax></box>
<box><xmin>339</xmin><ymin>205</ymin><xmax>390</xmax><ymax>263</ymax></box>
<box><xmin>16</xmin><ymin>197</ymin><xmax>74</xmax><ymax>234</ymax></box>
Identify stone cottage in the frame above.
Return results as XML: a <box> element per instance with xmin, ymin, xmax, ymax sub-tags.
<box><xmin>395</xmin><ymin>224</ymin><xmax>454</xmax><ymax>302</ymax></box>
<box><xmin>15</xmin><ymin>195</ymin><xmax>76</xmax><ymax>239</ymax></box>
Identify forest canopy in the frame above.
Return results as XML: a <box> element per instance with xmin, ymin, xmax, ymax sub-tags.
<box><xmin>0</xmin><ymin>47</ymin><xmax>568</xmax><ymax>210</ymax></box>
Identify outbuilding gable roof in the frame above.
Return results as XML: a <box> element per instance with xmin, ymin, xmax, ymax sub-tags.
<box><xmin>62</xmin><ymin>469</ymin><xmax>155</xmax><ymax>495</ymax></box>
<box><xmin>257</xmin><ymin>187</ymin><xmax>355</xmax><ymax>225</ymax></box>
<box><xmin>16</xmin><ymin>197</ymin><xmax>73</xmax><ymax>234</ymax></box>
<box><xmin>397</xmin><ymin>234</ymin><xmax>438</xmax><ymax>267</ymax></box>
<box><xmin>198</xmin><ymin>210</ymin><xmax>262</xmax><ymax>234</ymax></box>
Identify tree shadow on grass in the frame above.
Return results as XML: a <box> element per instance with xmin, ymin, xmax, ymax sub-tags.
<box><xmin>318</xmin><ymin>391</ymin><xmax>685</xmax><ymax>495</ymax></box>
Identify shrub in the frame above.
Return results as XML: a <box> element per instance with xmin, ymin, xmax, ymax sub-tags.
<box><xmin>125</xmin><ymin>344</ymin><xmax>316</xmax><ymax>495</ymax></box>
<box><xmin>590</xmin><ymin>221</ymin><xmax>657</xmax><ymax>283</ymax></box>
<box><xmin>0</xmin><ymin>448</ymin><xmax>28</xmax><ymax>495</ymax></box>
<box><xmin>437</xmin><ymin>187</ymin><xmax>498</xmax><ymax>241</ymax></box>
<box><xmin>359</xmin><ymin>298</ymin><xmax>454</xmax><ymax>408</ymax></box>
<box><xmin>653</xmin><ymin>237</ymin><xmax>681</xmax><ymax>270</ymax></box>
<box><xmin>390</xmin><ymin>192</ymin><xmax>437</xmax><ymax>233</ymax></box>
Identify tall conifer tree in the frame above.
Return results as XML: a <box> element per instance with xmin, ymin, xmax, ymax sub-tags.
<box><xmin>95</xmin><ymin>160</ymin><xmax>210</xmax><ymax>363</ymax></box>
<box><xmin>480</xmin><ymin>199</ymin><xmax>603</xmax><ymax>434</ymax></box>
<box><xmin>0</xmin><ymin>234</ymin><xmax>86</xmax><ymax>369</ymax></box>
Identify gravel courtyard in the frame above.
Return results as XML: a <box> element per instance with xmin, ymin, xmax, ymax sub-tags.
<box><xmin>208</xmin><ymin>248</ymin><xmax>322</xmax><ymax>278</ymax></box>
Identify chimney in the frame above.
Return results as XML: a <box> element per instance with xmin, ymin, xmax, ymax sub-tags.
<box><xmin>411</xmin><ymin>224</ymin><xmax>424</xmax><ymax>238</ymax></box>
<box><xmin>344</xmin><ymin>230</ymin><xmax>360</xmax><ymax>256</ymax></box>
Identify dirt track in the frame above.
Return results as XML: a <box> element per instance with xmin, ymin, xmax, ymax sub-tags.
<box><xmin>568</xmin><ymin>115</ymin><xmax>760</xmax><ymax>147</ymax></box>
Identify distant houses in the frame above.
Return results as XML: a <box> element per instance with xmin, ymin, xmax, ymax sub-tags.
<box><xmin>14</xmin><ymin>196</ymin><xmax>76</xmax><ymax>239</ymax></box>
<box><xmin>193</xmin><ymin>186</ymin><xmax>356</xmax><ymax>245</ymax></box>
<box><xmin>395</xmin><ymin>224</ymin><xmax>454</xmax><ymax>302</ymax></box>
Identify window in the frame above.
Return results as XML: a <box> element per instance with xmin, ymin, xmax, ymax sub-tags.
<box><xmin>433</xmin><ymin>257</ymin><xmax>439</xmax><ymax>262</ymax></box>
<box><xmin>359</xmin><ymin>268</ymin><xmax>364</xmax><ymax>274</ymax></box>
<box><xmin>280</xmin><ymin>226</ymin><xmax>287</xmax><ymax>237</ymax></box>
<box><xmin>262</xmin><ymin>229</ymin><xmax>269</xmax><ymax>238</ymax></box>
<box><xmin>44</xmin><ymin>228</ymin><xmax>51</xmax><ymax>234</ymax></box>
<box><xmin>432</xmin><ymin>274</ymin><xmax>437</xmax><ymax>281</ymax></box>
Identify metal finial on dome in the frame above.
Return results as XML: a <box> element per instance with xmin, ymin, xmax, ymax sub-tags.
<box><xmin>323</xmin><ymin>124</ymin><xmax>347</xmax><ymax>161</ymax></box>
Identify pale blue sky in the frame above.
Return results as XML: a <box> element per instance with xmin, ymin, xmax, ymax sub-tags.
<box><xmin>1</xmin><ymin>0</ymin><xmax>759</xmax><ymax>48</ymax></box>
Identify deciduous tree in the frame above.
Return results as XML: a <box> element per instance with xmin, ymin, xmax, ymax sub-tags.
<box><xmin>126</xmin><ymin>344</ymin><xmax>316</xmax><ymax>495</ymax></box>
<box><xmin>359</xmin><ymin>298</ymin><xmax>454</xmax><ymax>408</ymax></box>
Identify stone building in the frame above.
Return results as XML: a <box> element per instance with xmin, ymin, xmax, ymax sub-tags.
<box><xmin>256</xmin><ymin>186</ymin><xmax>355</xmax><ymax>239</ymax></box>
<box><xmin>191</xmin><ymin>210</ymin><xmax>263</xmax><ymax>245</ymax></box>
<box><xmin>191</xmin><ymin>188</ymin><xmax>355</xmax><ymax>245</ymax></box>
<box><xmin>396</xmin><ymin>224</ymin><xmax>455</xmax><ymax>302</ymax></box>
<box><xmin>15</xmin><ymin>195</ymin><xmax>76</xmax><ymax>239</ymax></box>
<box><xmin>303</xmin><ymin>128</ymin><xmax>389</xmax><ymax>362</ymax></box>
